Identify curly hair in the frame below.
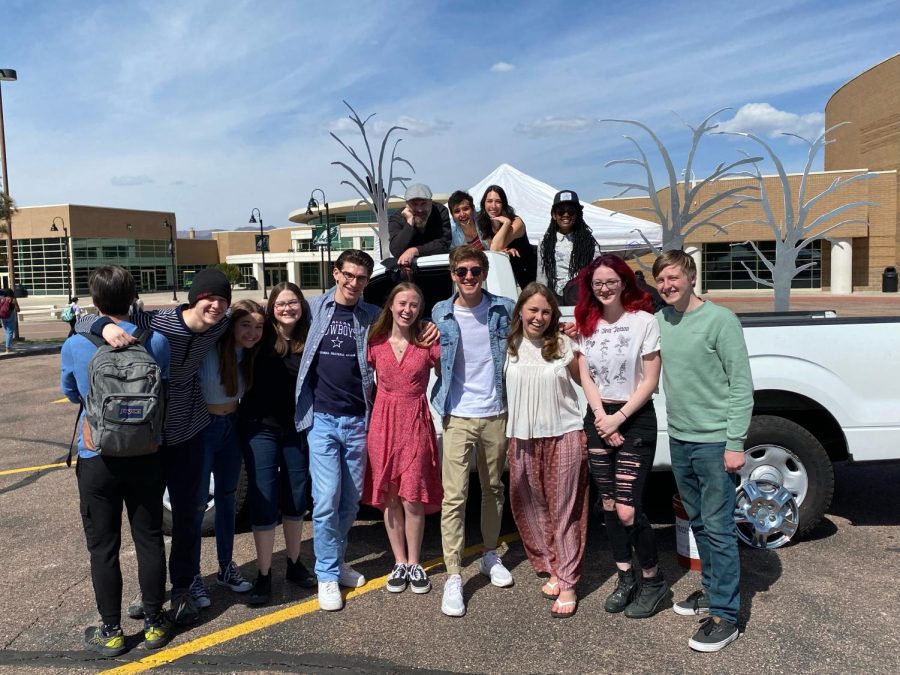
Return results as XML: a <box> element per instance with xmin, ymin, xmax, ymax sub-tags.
<box><xmin>574</xmin><ymin>255</ymin><xmax>653</xmax><ymax>337</ymax></box>
<box><xmin>476</xmin><ymin>185</ymin><xmax>517</xmax><ymax>241</ymax></box>
<box><xmin>507</xmin><ymin>282</ymin><xmax>564</xmax><ymax>362</ymax></box>
<box><xmin>539</xmin><ymin>206</ymin><xmax>598</xmax><ymax>291</ymax></box>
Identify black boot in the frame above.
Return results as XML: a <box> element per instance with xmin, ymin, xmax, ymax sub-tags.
<box><xmin>248</xmin><ymin>571</ymin><xmax>272</xmax><ymax>606</ymax></box>
<box><xmin>604</xmin><ymin>568</ymin><xmax>638</xmax><ymax>613</ymax></box>
<box><xmin>625</xmin><ymin>572</ymin><xmax>671</xmax><ymax>619</ymax></box>
<box><xmin>286</xmin><ymin>556</ymin><xmax>316</xmax><ymax>588</ymax></box>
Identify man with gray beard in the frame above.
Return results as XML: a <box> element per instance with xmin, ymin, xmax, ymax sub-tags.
<box><xmin>388</xmin><ymin>183</ymin><xmax>451</xmax><ymax>267</ymax></box>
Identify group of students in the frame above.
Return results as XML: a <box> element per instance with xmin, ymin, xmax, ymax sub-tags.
<box><xmin>62</xmin><ymin>236</ymin><xmax>751</xmax><ymax>659</ymax></box>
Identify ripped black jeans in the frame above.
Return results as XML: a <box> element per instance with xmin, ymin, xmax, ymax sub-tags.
<box><xmin>585</xmin><ymin>401</ymin><xmax>659</xmax><ymax>570</ymax></box>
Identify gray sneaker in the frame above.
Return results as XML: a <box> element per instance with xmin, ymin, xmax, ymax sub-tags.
<box><xmin>673</xmin><ymin>589</ymin><xmax>710</xmax><ymax>616</ymax></box>
<box><xmin>689</xmin><ymin>617</ymin><xmax>740</xmax><ymax>652</ymax></box>
<box><xmin>189</xmin><ymin>575</ymin><xmax>211</xmax><ymax>609</ymax></box>
<box><xmin>127</xmin><ymin>591</ymin><xmax>145</xmax><ymax>620</ymax></box>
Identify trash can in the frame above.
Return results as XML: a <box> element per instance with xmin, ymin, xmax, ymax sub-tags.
<box><xmin>14</xmin><ymin>284</ymin><xmax>27</xmax><ymax>298</ymax></box>
<box><xmin>882</xmin><ymin>267</ymin><xmax>898</xmax><ymax>293</ymax></box>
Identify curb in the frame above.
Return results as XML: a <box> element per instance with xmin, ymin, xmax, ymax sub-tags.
<box><xmin>0</xmin><ymin>343</ymin><xmax>64</xmax><ymax>360</ymax></box>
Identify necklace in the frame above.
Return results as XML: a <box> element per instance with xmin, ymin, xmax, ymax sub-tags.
<box><xmin>389</xmin><ymin>336</ymin><xmax>409</xmax><ymax>361</ymax></box>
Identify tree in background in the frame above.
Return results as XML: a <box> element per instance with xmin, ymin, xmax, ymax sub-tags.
<box><xmin>0</xmin><ymin>192</ymin><xmax>16</xmax><ymax>273</ymax></box>
<box><xmin>214</xmin><ymin>262</ymin><xmax>242</xmax><ymax>287</ymax></box>
<box><xmin>330</xmin><ymin>101</ymin><xmax>414</xmax><ymax>259</ymax></box>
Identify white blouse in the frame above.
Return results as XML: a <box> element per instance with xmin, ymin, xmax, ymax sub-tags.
<box><xmin>505</xmin><ymin>334</ymin><xmax>583</xmax><ymax>440</ymax></box>
<box><xmin>578</xmin><ymin>310</ymin><xmax>660</xmax><ymax>403</ymax></box>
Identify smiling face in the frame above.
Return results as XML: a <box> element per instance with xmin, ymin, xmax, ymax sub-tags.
<box><xmin>192</xmin><ymin>295</ymin><xmax>228</xmax><ymax>328</ymax></box>
<box><xmin>484</xmin><ymin>190</ymin><xmax>504</xmax><ymax>220</ymax></box>
<box><xmin>333</xmin><ymin>262</ymin><xmax>369</xmax><ymax>306</ymax></box>
<box><xmin>521</xmin><ymin>292</ymin><xmax>554</xmax><ymax>340</ymax></box>
<box><xmin>234</xmin><ymin>311</ymin><xmax>265</xmax><ymax>349</ymax></box>
<box><xmin>591</xmin><ymin>265</ymin><xmax>624</xmax><ymax>310</ymax></box>
<box><xmin>451</xmin><ymin>200</ymin><xmax>475</xmax><ymax>227</ymax></box>
<box><xmin>655</xmin><ymin>263</ymin><xmax>695</xmax><ymax>310</ymax></box>
<box><xmin>390</xmin><ymin>289</ymin><xmax>422</xmax><ymax>331</ymax></box>
<box><xmin>552</xmin><ymin>203</ymin><xmax>578</xmax><ymax>234</ymax></box>
<box><xmin>407</xmin><ymin>198</ymin><xmax>432</xmax><ymax>226</ymax></box>
<box><xmin>272</xmin><ymin>289</ymin><xmax>303</xmax><ymax>331</ymax></box>
<box><xmin>451</xmin><ymin>256</ymin><xmax>486</xmax><ymax>305</ymax></box>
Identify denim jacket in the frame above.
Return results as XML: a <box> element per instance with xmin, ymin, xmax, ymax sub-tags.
<box><xmin>430</xmin><ymin>290</ymin><xmax>515</xmax><ymax>417</ymax></box>
<box><xmin>294</xmin><ymin>288</ymin><xmax>380</xmax><ymax>431</ymax></box>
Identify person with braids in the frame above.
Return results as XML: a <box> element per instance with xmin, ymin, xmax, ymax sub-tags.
<box><xmin>477</xmin><ymin>185</ymin><xmax>537</xmax><ymax>289</ymax></box>
<box><xmin>573</xmin><ymin>254</ymin><xmax>670</xmax><ymax>620</ymax></box>
<box><xmin>537</xmin><ymin>190</ymin><xmax>599</xmax><ymax>305</ymax></box>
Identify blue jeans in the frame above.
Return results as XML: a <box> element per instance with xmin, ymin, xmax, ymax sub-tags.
<box><xmin>307</xmin><ymin>412</ymin><xmax>367</xmax><ymax>582</ymax></box>
<box><xmin>669</xmin><ymin>438</ymin><xmax>740</xmax><ymax>624</ymax></box>
<box><xmin>161</xmin><ymin>434</ymin><xmax>206</xmax><ymax>592</ymax></box>
<box><xmin>241</xmin><ymin>420</ymin><xmax>309</xmax><ymax>531</ymax></box>
<box><xmin>193</xmin><ymin>413</ymin><xmax>243</xmax><ymax>571</ymax></box>
<box><xmin>2</xmin><ymin>313</ymin><xmax>16</xmax><ymax>349</ymax></box>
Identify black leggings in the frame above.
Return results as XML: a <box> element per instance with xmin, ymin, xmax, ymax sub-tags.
<box><xmin>585</xmin><ymin>401</ymin><xmax>659</xmax><ymax>570</ymax></box>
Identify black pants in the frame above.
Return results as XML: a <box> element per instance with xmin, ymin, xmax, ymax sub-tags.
<box><xmin>77</xmin><ymin>453</ymin><xmax>166</xmax><ymax>626</ymax></box>
<box><xmin>161</xmin><ymin>434</ymin><xmax>206</xmax><ymax>592</ymax></box>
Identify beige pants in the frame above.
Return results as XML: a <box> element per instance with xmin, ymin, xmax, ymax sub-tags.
<box><xmin>440</xmin><ymin>413</ymin><xmax>507</xmax><ymax>575</ymax></box>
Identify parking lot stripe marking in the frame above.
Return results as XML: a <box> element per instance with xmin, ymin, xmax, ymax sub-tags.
<box><xmin>53</xmin><ymin>397</ymin><xmax>70</xmax><ymax>404</ymax></box>
<box><xmin>0</xmin><ymin>462</ymin><xmax>69</xmax><ymax>476</ymax></box>
<box><xmin>100</xmin><ymin>533</ymin><xmax>520</xmax><ymax>674</ymax></box>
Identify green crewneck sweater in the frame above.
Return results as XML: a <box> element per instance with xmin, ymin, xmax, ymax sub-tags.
<box><xmin>656</xmin><ymin>301</ymin><xmax>753</xmax><ymax>450</ymax></box>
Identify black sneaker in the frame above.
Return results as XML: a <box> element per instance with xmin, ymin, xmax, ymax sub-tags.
<box><xmin>170</xmin><ymin>591</ymin><xmax>199</xmax><ymax>626</ymax></box>
<box><xmin>386</xmin><ymin>563</ymin><xmax>408</xmax><ymax>593</ymax></box>
<box><xmin>673</xmin><ymin>589</ymin><xmax>710</xmax><ymax>616</ymax></box>
<box><xmin>83</xmin><ymin>623</ymin><xmax>127</xmax><ymax>657</ymax></box>
<box><xmin>624</xmin><ymin>573</ymin><xmax>671</xmax><ymax>619</ymax></box>
<box><xmin>127</xmin><ymin>591</ymin><xmax>144</xmax><ymax>620</ymax></box>
<box><xmin>143</xmin><ymin>613</ymin><xmax>174</xmax><ymax>651</ymax></box>
<box><xmin>689</xmin><ymin>617</ymin><xmax>740</xmax><ymax>652</ymax></box>
<box><xmin>604</xmin><ymin>569</ymin><xmax>637</xmax><ymax>613</ymax></box>
<box><xmin>407</xmin><ymin>564</ymin><xmax>432</xmax><ymax>594</ymax></box>
<box><xmin>286</xmin><ymin>557</ymin><xmax>317</xmax><ymax>589</ymax></box>
<box><xmin>248</xmin><ymin>571</ymin><xmax>272</xmax><ymax>606</ymax></box>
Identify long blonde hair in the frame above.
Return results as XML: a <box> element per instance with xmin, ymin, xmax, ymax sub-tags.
<box><xmin>368</xmin><ymin>282</ymin><xmax>426</xmax><ymax>346</ymax></box>
<box><xmin>218</xmin><ymin>299</ymin><xmax>266</xmax><ymax>397</ymax></box>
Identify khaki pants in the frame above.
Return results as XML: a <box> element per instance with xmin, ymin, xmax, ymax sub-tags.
<box><xmin>440</xmin><ymin>413</ymin><xmax>507</xmax><ymax>575</ymax></box>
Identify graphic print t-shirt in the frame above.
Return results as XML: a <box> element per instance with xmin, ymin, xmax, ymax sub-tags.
<box><xmin>312</xmin><ymin>302</ymin><xmax>365</xmax><ymax>416</ymax></box>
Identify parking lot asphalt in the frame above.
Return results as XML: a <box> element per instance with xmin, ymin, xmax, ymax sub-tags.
<box><xmin>0</xmin><ymin>354</ymin><xmax>898</xmax><ymax>674</ymax></box>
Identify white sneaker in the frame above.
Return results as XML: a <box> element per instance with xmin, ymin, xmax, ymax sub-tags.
<box><xmin>318</xmin><ymin>581</ymin><xmax>343</xmax><ymax>611</ymax></box>
<box><xmin>479</xmin><ymin>550</ymin><xmax>513</xmax><ymax>588</ymax></box>
<box><xmin>441</xmin><ymin>574</ymin><xmax>465</xmax><ymax>617</ymax></box>
<box><xmin>338</xmin><ymin>563</ymin><xmax>366</xmax><ymax>588</ymax></box>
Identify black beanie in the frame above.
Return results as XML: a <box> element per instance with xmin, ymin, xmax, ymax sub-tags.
<box><xmin>188</xmin><ymin>268</ymin><xmax>232</xmax><ymax>306</ymax></box>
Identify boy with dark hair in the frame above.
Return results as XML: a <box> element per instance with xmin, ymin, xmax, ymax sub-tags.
<box><xmin>653</xmin><ymin>249</ymin><xmax>753</xmax><ymax>653</ymax></box>
<box><xmin>76</xmin><ymin>266</ymin><xmax>231</xmax><ymax>624</ymax></box>
<box><xmin>431</xmin><ymin>245</ymin><xmax>516</xmax><ymax>617</ymax></box>
<box><xmin>62</xmin><ymin>265</ymin><xmax>173</xmax><ymax>656</ymax></box>
<box><xmin>447</xmin><ymin>190</ymin><xmax>484</xmax><ymax>250</ymax></box>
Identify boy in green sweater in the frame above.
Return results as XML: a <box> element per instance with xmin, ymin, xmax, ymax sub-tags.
<box><xmin>653</xmin><ymin>250</ymin><xmax>753</xmax><ymax>653</ymax></box>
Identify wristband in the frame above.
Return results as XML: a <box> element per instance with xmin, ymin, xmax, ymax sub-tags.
<box><xmin>618</xmin><ymin>409</ymin><xmax>628</xmax><ymax>420</ymax></box>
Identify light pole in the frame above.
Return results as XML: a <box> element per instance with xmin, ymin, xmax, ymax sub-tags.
<box><xmin>306</xmin><ymin>189</ymin><xmax>331</xmax><ymax>291</ymax></box>
<box><xmin>1</xmin><ymin>69</ymin><xmax>17</xmax><ymax>304</ymax></box>
<box><xmin>249</xmin><ymin>208</ymin><xmax>267</xmax><ymax>299</ymax></box>
<box><xmin>49</xmin><ymin>217</ymin><xmax>71</xmax><ymax>301</ymax></box>
<box><xmin>162</xmin><ymin>218</ymin><xmax>178</xmax><ymax>302</ymax></box>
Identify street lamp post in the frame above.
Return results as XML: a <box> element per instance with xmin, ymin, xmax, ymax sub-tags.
<box><xmin>162</xmin><ymin>218</ymin><xmax>178</xmax><ymax>302</ymax></box>
<box><xmin>49</xmin><ymin>217</ymin><xmax>71</xmax><ymax>301</ymax></box>
<box><xmin>249</xmin><ymin>208</ymin><xmax>267</xmax><ymax>299</ymax></box>
<box><xmin>306</xmin><ymin>189</ymin><xmax>331</xmax><ymax>291</ymax></box>
<box><xmin>1</xmin><ymin>68</ymin><xmax>18</xmax><ymax>306</ymax></box>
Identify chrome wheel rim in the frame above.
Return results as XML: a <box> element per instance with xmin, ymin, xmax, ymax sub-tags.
<box><xmin>739</xmin><ymin>444</ymin><xmax>809</xmax><ymax>507</ymax></box>
<box><xmin>734</xmin><ymin>479</ymin><xmax>799</xmax><ymax>549</ymax></box>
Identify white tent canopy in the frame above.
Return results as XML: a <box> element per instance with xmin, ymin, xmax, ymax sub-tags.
<box><xmin>467</xmin><ymin>163</ymin><xmax>662</xmax><ymax>251</ymax></box>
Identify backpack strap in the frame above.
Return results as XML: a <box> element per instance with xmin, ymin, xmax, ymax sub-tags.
<box><xmin>66</xmin><ymin>401</ymin><xmax>84</xmax><ymax>468</ymax></box>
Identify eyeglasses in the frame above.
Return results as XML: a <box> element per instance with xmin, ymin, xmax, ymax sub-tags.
<box><xmin>554</xmin><ymin>206</ymin><xmax>578</xmax><ymax>216</ymax></box>
<box><xmin>274</xmin><ymin>299</ymin><xmax>300</xmax><ymax>310</ymax></box>
<box><xmin>453</xmin><ymin>266</ymin><xmax>483</xmax><ymax>279</ymax></box>
<box><xmin>338</xmin><ymin>270</ymin><xmax>369</xmax><ymax>284</ymax></box>
<box><xmin>591</xmin><ymin>279</ymin><xmax>621</xmax><ymax>290</ymax></box>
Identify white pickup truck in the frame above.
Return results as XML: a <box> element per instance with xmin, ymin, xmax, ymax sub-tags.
<box><xmin>363</xmin><ymin>251</ymin><xmax>900</xmax><ymax>543</ymax></box>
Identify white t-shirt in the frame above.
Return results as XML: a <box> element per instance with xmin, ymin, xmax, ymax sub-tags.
<box><xmin>505</xmin><ymin>334</ymin><xmax>583</xmax><ymax>440</ymax></box>
<box><xmin>448</xmin><ymin>296</ymin><xmax>504</xmax><ymax>417</ymax></box>
<box><xmin>578</xmin><ymin>310</ymin><xmax>660</xmax><ymax>403</ymax></box>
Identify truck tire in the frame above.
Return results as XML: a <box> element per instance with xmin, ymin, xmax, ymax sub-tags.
<box><xmin>162</xmin><ymin>465</ymin><xmax>249</xmax><ymax>537</ymax></box>
<box><xmin>741</xmin><ymin>415</ymin><xmax>834</xmax><ymax>537</ymax></box>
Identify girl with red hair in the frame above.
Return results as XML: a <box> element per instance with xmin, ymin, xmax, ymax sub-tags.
<box><xmin>574</xmin><ymin>254</ymin><xmax>671</xmax><ymax>618</ymax></box>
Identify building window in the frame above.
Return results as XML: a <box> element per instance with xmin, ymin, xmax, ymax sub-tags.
<box><xmin>300</xmin><ymin>262</ymin><xmax>321</xmax><ymax>289</ymax></box>
<box><xmin>360</xmin><ymin>236</ymin><xmax>375</xmax><ymax>251</ymax></box>
<box><xmin>294</xmin><ymin>239</ymin><xmax>315</xmax><ymax>252</ymax></box>
<box><xmin>702</xmin><ymin>240</ymin><xmax>822</xmax><ymax>290</ymax></box>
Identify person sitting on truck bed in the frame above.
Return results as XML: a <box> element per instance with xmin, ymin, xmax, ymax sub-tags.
<box><xmin>536</xmin><ymin>190</ymin><xmax>598</xmax><ymax>305</ymax></box>
<box><xmin>448</xmin><ymin>190</ymin><xmax>486</xmax><ymax>250</ymax></box>
<box><xmin>388</xmin><ymin>183</ymin><xmax>452</xmax><ymax>268</ymax></box>
<box><xmin>431</xmin><ymin>245</ymin><xmax>517</xmax><ymax>617</ymax></box>
<box><xmin>653</xmin><ymin>249</ymin><xmax>753</xmax><ymax>654</ymax></box>
<box><xmin>477</xmin><ymin>185</ymin><xmax>538</xmax><ymax>290</ymax></box>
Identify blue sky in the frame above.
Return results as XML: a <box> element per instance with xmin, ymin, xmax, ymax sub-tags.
<box><xmin>1</xmin><ymin>0</ymin><xmax>897</xmax><ymax>231</ymax></box>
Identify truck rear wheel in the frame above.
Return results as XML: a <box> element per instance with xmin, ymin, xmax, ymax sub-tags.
<box><xmin>740</xmin><ymin>415</ymin><xmax>834</xmax><ymax>538</ymax></box>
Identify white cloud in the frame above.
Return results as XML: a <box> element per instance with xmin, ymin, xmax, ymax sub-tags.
<box><xmin>327</xmin><ymin>115</ymin><xmax>451</xmax><ymax>138</ymax></box>
<box><xmin>110</xmin><ymin>175</ymin><xmax>155</xmax><ymax>187</ymax></box>
<box><xmin>514</xmin><ymin>116</ymin><xmax>600</xmax><ymax>138</ymax></box>
<box><xmin>490</xmin><ymin>61</ymin><xmax>515</xmax><ymax>73</ymax></box>
<box><xmin>717</xmin><ymin>103</ymin><xmax>825</xmax><ymax>141</ymax></box>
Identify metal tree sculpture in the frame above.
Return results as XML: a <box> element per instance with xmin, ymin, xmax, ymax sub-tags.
<box><xmin>330</xmin><ymin>101</ymin><xmax>414</xmax><ymax>259</ymax></box>
<box><xmin>726</xmin><ymin>124</ymin><xmax>876</xmax><ymax>311</ymax></box>
<box><xmin>603</xmin><ymin>109</ymin><xmax>761</xmax><ymax>260</ymax></box>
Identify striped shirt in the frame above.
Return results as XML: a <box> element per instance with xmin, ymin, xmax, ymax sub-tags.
<box><xmin>77</xmin><ymin>306</ymin><xmax>229</xmax><ymax>445</ymax></box>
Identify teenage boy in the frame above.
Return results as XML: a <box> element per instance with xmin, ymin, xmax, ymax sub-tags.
<box><xmin>431</xmin><ymin>245</ymin><xmax>516</xmax><ymax>617</ymax></box>
<box><xmin>295</xmin><ymin>249</ymin><xmax>380</xmax><ymax>611</ymax></box>
<box><xmin>62</xmin><ymin>266</ymin><xmax>173</xmax><ymax>656</ymax></box>
<box><xmin>77</xmin><ymin>267</ymin><xmax>232</xmax><ymax>624</ymax></box>
<box><xmin>652</xmin><ymin>250</ymin><xmax>753</xmax><ymax>653</ymax></box>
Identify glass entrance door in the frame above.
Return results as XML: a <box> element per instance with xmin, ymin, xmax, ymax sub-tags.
<box><xmin>140</xmin><ymin>269</ymin><xmax>157</xmax><ymax>292</ymax></box>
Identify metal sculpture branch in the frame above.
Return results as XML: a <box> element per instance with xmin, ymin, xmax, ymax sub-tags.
<box><xmin>330</xmin><ymin>101</ymin><xmax>414</xmax><ymax>258</ymax></box>
<box><xmin>724</xmin><ymin>123</ymin><xmax>877</xmax><ymax>311</ymax></box>
<box><xmin>603</xmin><ymin>109</ymin><xmax>762</xmax><ymax>262</ymax></box>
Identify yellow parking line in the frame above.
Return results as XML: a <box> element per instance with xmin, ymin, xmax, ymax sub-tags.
<box><xmin>53</xmin><ymin>397</ymin><xmax>71</xmax><ymax>404</ymax></box>
<box><xmin>0</xmin><ymin>462</ymin><xmax>70</xmax><ymax>476</ymax></box>
<box><xmin>101</xmin><ymin>532</ymin><xmax>520</xmax><ymax>674</ymax></box>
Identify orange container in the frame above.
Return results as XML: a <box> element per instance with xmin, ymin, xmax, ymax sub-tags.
<box><xmin>673</xmin><ymin>494</ymin><xmax>702</xmax><ymax>572</ymax></box>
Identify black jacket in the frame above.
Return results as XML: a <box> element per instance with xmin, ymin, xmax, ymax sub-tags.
<box><xmin>388</xmin><ymin>204</ymin><xmax>451</xmax><ymax>258</ymax></box>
